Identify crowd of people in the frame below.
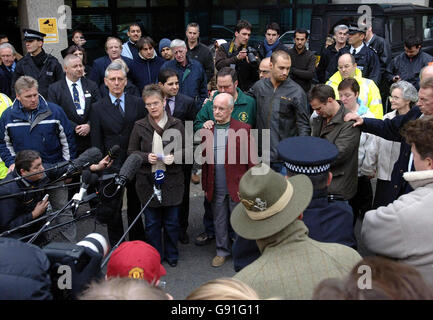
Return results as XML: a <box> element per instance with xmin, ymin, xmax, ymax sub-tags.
<box><xmin>1</xmin><ymin>17</ymin><xmax>433</xmax><ymax>300</ymax></box>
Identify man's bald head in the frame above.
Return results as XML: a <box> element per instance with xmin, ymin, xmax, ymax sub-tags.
<box><xmin>213</xmin><ymin>93</ymin><xmax>234</xmax><ymax>124</ymax></box>
<box><xmin>337</xmin><ymin>53</ymin><xmax>357</xmax><ymax>79</ymax></box>
<box><xmin>259</xmin><ymin>57</ymin><xmax>271</xmax><ymax>79</ymax></box>
<box><xmin>420</xmin><ymin>65</ymin><xmax>433</xmax><ymax>82</ymax></box>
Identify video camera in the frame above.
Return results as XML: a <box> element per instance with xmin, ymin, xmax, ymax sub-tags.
<box><xmin>42</xmin><ymin>233</ymin><xmax>109</xmax><ymax>300</ymax></box>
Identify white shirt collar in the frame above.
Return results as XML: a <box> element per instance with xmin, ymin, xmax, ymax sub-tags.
<box><xmin>65</xmin><ymin>76</ymin><xmax>82</xmax><ymax>88</ymax></box>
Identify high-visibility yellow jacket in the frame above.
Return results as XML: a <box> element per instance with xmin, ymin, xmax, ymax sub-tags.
<box><xmin>326</xmin><ymin>68</ymin><xmax>383</xmax><ymax>119</ymax></box>
<box><xmin>0</xmin><ymin>93</ymin><xmax>12</xmax><ymax>179</ymax></box>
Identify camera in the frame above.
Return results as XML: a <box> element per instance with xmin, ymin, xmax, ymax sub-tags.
<box><xmin>43</xmin><ymin>233</ymin><xmax>109</xmax><ymax>299</ymax></box>
<box><xmin>246</xmin><ymin>46</ymin><xmax>259</xmax><ymax>64</ymax></box>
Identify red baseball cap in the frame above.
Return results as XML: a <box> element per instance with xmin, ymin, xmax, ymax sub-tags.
<box><xmin>106</xmin><ymin>241</ymin><xmax>166</xmax><ymax>283</ymax></box>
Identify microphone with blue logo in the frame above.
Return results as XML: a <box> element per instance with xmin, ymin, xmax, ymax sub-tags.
<box><xmin>153</xmin><ymin>169</ymin><xmax>165</xmax><ymax>203</ymax></box>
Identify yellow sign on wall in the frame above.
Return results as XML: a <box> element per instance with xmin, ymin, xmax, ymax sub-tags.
<box><xmin>38</xmin><ymin>18</ymin><xmax>59</xmax><ymax>43</ymax></box>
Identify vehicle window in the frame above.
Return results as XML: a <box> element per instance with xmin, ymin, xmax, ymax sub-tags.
<box><xmin>423</xmin><ymin>15</ymin><xmax>433</xmax><ymax>40</ymax></box>
<box><xmin>403</xmin><ymin>17</ymin><xmax>416</xmax><ymax>37</ymax></box>
<box><xmin>389</xmin><ymin>17</ymin><xmax>402</xmax><ymax>43</ymax></box>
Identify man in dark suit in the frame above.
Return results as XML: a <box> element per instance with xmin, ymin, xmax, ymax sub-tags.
<box><xmin>48</xmin><ymin>54</ymin><xmax>101</xmax><ymax>155</ymax></box>
<box><xmin>88</xmin><ymin>37</ymin><xmax>133</xmax><ymax>87</ymax></box>
<box><xmin>0</xmin><ymin>43</ymin><xmax>17</xmax><ymax>98</ymax></box>
<box><xmin>158</xmin><ymin>68</ymin><xmax>196</xmax><ymax>244</ymax></box>
<box><xmin>90</xmin><ymin>61</ymin><xmax>147</xmax><ymax>246</ymax></box>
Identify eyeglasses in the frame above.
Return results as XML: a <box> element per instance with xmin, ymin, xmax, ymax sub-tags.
<box><xmin>259</xmin><ymin>70</ymin><xmax>270</xmax><ymax>75</ymax></box>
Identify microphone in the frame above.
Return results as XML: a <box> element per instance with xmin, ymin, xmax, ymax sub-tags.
<box><xmin>107</xmin><ymin>145</ymin><xmax>121</xmax><ymax>161</ymax></box>
<box><xmin>61</xmin><ymin>147</ymin><xmax>103</xmax><ymax>178</ymax></box>
<box><xmin>71</xmin><ymin>170</ymin><xmax>98</xmax><ymax>214</ymax></box>
<box><xmin>114</xmin><ymin>153</ymin><xmax>143</xmax><ymax>192</ymax></box>
<box><xmin>153</xmin><ymin>169</ymin><xmax>165</xmax><ymax>203</ymax></box>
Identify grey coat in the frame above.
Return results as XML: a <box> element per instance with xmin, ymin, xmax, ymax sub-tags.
<box><xmin>311</xmin><ymin>103</ymin><xmax>361</xmax><ymax>200</ymax></box>
<box><xmin>249</xmin><ymin>77</ymin><xmax>311</xmax><ymax>162</ymax></box>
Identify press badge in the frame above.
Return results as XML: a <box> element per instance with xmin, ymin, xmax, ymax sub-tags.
<box><xmin>46</xmin><ymin>71</ymin><xmax>53</xmax><ymax>76</ymax></box>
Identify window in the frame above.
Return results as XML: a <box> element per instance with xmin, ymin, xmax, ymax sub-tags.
<box><xmin>423</xmin><ymin>15</ymin><xmax>433</xmax><ymax>40</ymax></box>
<box><xmin>117</xmin><ymin>14</ymin><xmax>151</xmax><ymax>42</ymax></box>
<box><xmin>389</xmin><ymin>17</ymin><xmax>402</xmax><ymax>44</ymax></box>
<box><xmin>118</xmin><ymin>0</ymin><xmax>147</xmax><ymax>7</ymax></box>
<box><xmin>76</xmin><ymin>0</ymin><xmax>108</xmax><ymax>7</ymax></box>
<box><xmin>150</xmin><ymin>0</ymin><xmax>177</xmax><ymax>6</ymax></box>
<box><xmin>403</xmin><ymin>17</ymin><xmax>416</xmax><ymax>38</ymax></box>
<box><xmin>296</xmin><ymin>8</ymin><xmax>312</xmax><ymax>30</ymax></box>
<box><xmin>71</xmin><ymin>14</ymin><xmax>112</xmax><ymax>63</ymax></box>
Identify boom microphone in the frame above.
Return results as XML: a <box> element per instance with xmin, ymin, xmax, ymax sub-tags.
<box><xmin>62</xmin><ymin>147</ymin><xmax>103</xmax><ymax>178</ymax></box>
<box><xmin>71</xmin><ymin>170</ymin><xmax>99</xmax><ymax>215</ymax></box>
<box><xmin>114</xmin><ymin>153</ymin><xmax>143</xmax><ymax>192</ymax></box>
<box><xmin>107</xmin><ymin>145</ymin><xmax>121</xmax><ymax>161</ymax></box>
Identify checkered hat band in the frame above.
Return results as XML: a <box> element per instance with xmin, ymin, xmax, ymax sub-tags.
<box><xmin>285</xmin><ymin>162</ymin><xmax>330</xmax><ymax>174</ymax></box>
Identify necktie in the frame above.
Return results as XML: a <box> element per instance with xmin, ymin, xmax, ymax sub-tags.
<box><xmin>72</xmin><ymin>83</ymin><xmax>81</xmax><ymax>110</ymax></box>
<box><xmin>115</xmin><ymin>98</ymin><xmax>124</xmax><ymax>117</ymax></box>
<box><xmin>352</xmin><ymin>48</ymin><xmax>356</xmax><ymax>55</ymax></box>
<box><xmin>165</xmin><ymin>98</ymin><xmax>172</xmax><ymax>116</ymax></box>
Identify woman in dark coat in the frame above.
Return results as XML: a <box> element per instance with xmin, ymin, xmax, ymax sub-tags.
<box><xmin>128</xmin><ymin>84</ymin><xmax>185</xmax><ymax>267</ymax></box>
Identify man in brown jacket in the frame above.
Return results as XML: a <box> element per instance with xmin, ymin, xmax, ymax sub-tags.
<box><xmin>309</xmin><ymin>84</ymin><xmax>361</xmax><ymax>201</ymax></box>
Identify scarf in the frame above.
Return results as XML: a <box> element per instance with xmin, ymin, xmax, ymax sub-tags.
<box><xmin>148</xmin><ymin>111</ymin><xmax>168</xmax><ymax>172</ymax></box>
<box><xmin>138</xmin><ymin>50</ymin><xmax>157</xmax><ymax>61</ymax></box>
<box><xmin>31</xmin><ymin>49</ymin><xmax>47</xmax><ymax>70</ymax></box>
<box><xmin>263</xmin><ymin>39</ymin><xmax>280</xmax><ymax>57</ymax></box>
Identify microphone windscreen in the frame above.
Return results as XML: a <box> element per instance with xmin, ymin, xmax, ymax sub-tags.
<box><xmin>81</xmin><ymin>170</ymin><xmax>99</xmax><ymax>186</ymax></box>
<box><xmin>73</xmin><ymin>147</ymin><xmax>103</xmax><ymax>168</ymax></box>
<box><xmin>108</xmin><ymin>145</ymin><xmax>121</xmax><ymax>160</ymax></box>
<box><xmin>119</xmin><ymin>154</ymin><xmax>143</xmax><ymax>182</ymax></box>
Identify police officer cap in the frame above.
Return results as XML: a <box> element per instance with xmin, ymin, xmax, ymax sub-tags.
<box><xmin>348</xmin><ymin>25</ymin><xmax>366</xmax><ymax>35</ymax></box>
<box><xmin>277</xmin><ymin>136</ymin><xmax>339</xmax><ymax>175</ymax></box>
<box><xmin>23</xmin><ymin>28</ymin><xmax>46</xmax><ymax>41</ymax></box>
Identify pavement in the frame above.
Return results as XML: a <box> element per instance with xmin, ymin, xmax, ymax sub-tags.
<box><xmin>73</xmin><ymin>178</ymin><xmax>373</xmax><ymax>300</ymax></box>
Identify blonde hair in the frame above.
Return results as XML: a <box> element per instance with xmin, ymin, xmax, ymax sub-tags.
<box><xmin>79</xmin><ymin>277</ymin><xmax>170</xmax><ymax>300</ymax></box>
<box><xmin>14</xmin><ymin>75</ymin><xmax>38</xmax><ymax>95</ymax></box>
<box><xmin>186</xmin><ymin>277</ymin><xmax>262</xmax><ymax>300</ymax></box>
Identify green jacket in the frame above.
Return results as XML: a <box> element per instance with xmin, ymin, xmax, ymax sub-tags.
<box><xmin>193</xmin><ymin>88</ymin><xmax>256</xmax><ymax>132</ymax></box>
<box><xmin>233</xmin><ymin>220</ymin><xmax>362</xmax><ymax>299</ymax></box>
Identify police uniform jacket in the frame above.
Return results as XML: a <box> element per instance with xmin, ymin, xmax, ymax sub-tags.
<box><xmin>367</xmin><ymin>34</ymin><xmax>392</xmax><ymax>74</ymax></box>
<box><xmin>12</xmin><ymin>50</ymin><xmax>63</xmax><ymax>98</ymax></box>
<box><xmin>303</xmin><ymin>188</ymin><xmax>357</xmax><ymax>248</ymax></box>
<box><xmin>0</xmin><ymin>96</ymin><xmax>76</xmax><ymax>167</ymax></box>
<box><xmin>338</xmin><ymin>45</ymin><xmax>381</xmax><ymax>85</ymax></box>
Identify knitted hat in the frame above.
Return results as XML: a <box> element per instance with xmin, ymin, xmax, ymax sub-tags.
<box><xmin>159</xmin><ymin>38</ymin><xmax>171</xmax><ymax>53</ymax></box>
